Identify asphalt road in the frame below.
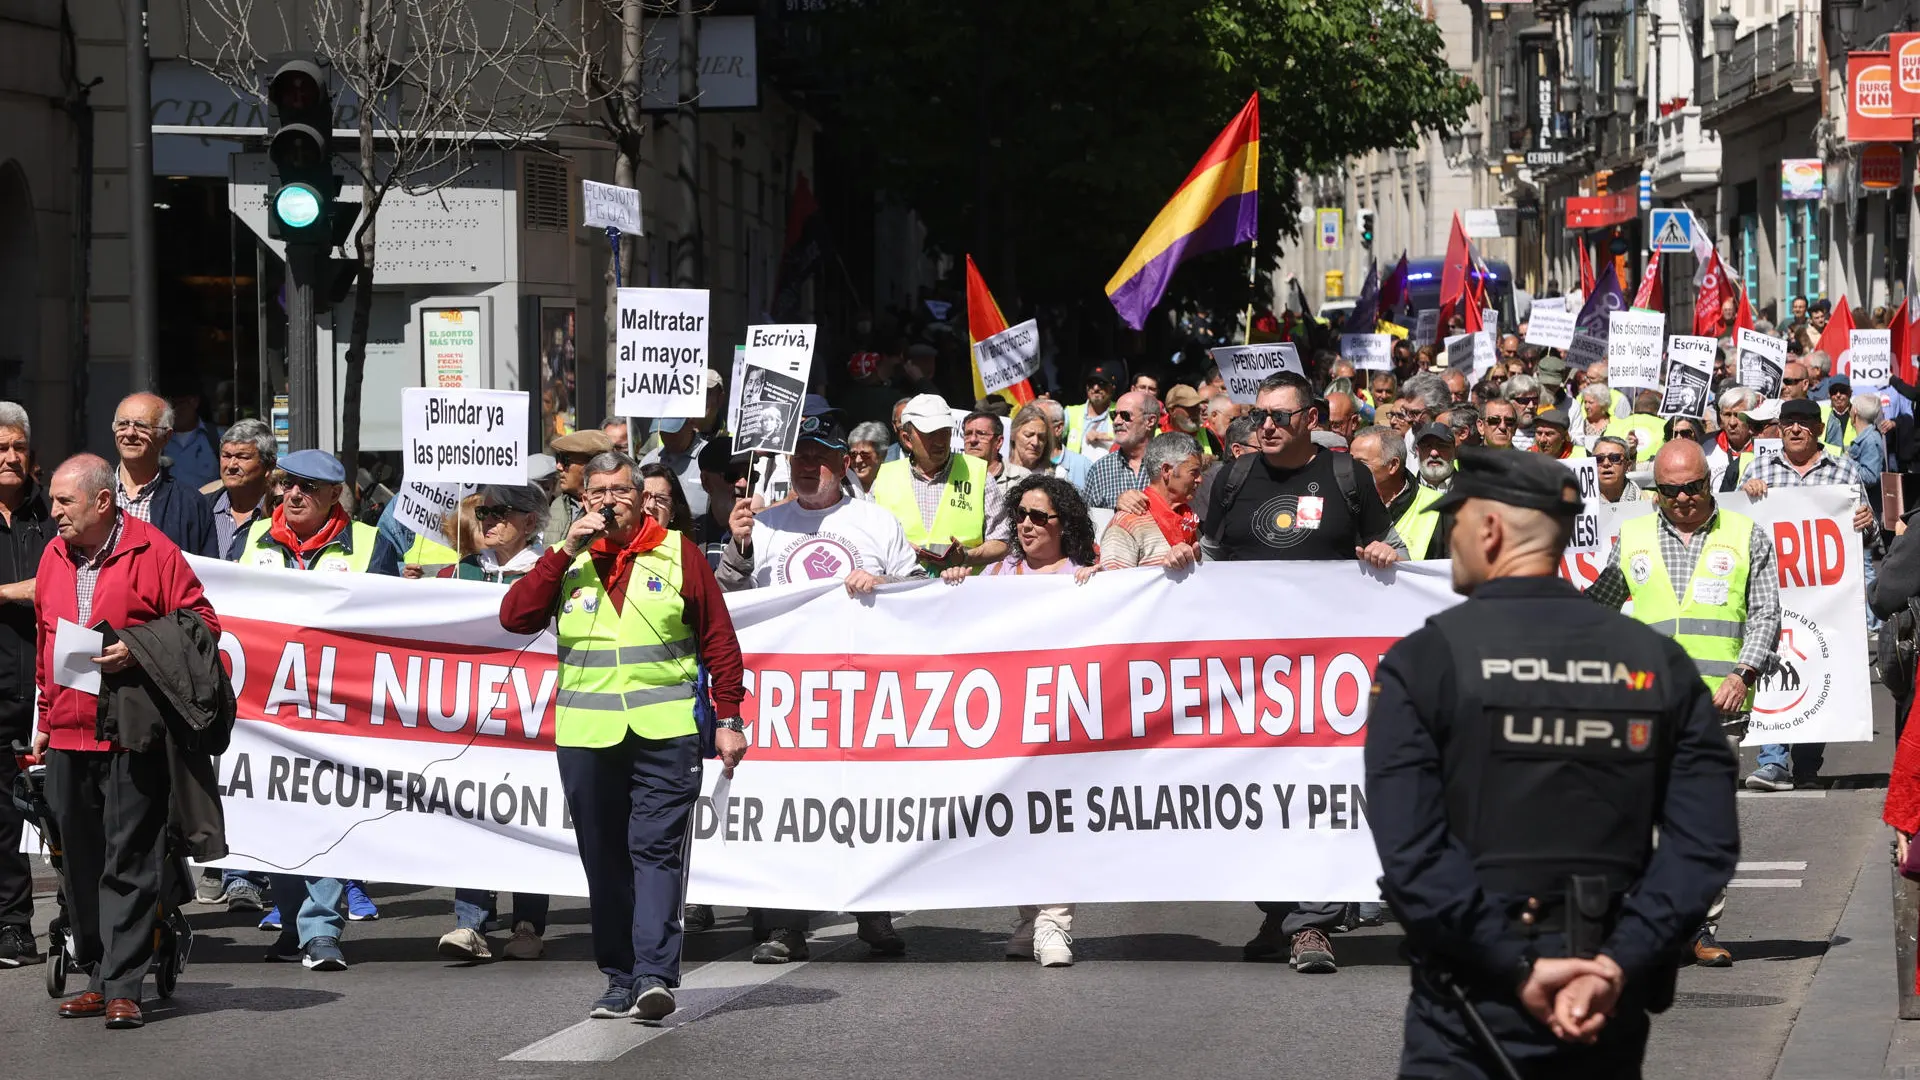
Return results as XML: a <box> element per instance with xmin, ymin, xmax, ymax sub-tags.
<box><xmin>0</xmin><ymin>696</ymin><xmax>1896</xmax><ymax>1080</ymax></box>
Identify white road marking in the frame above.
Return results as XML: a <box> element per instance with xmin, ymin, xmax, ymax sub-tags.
<box><xmin>1736</xmin><ymin>861</ymin><xmax>1808</xmax><ymax>872</ymax></box>
<box><xmin>1737</xmin><ymin>789</ymin><xmax>1828</xmax><ymax>799</ymax></box>
<box><xmin>503</xmin><ymin>917</ymin><xmax>868</xmax><ymax>1062</ymax></box>
<box><xmin>1728</xmin><ymin>878</ymin><xmax>1803</xmax><ymax>888</ymax></box>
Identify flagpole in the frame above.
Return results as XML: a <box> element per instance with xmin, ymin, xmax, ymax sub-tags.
<box><xmin>1243</xmin><ymin>238</ymin><xmax>1259</xmax><ymax>343</ymax></box>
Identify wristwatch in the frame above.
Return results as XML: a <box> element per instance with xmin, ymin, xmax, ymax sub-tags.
<box><xmin>715</xmin><ymin>718</ymin><xmax>745</xmax><ymax>733</ymax></box>
<box><xmin>1732</xmin><ymin>664</ymin><xmax>1761</xmax><ymax>686</ymax></box>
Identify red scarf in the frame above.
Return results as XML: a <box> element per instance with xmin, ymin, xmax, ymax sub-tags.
<box><xmin>268</xmin><ymin>504</ymin><xmax>350</xmax><ymax>567</ymax></box>
<box><xmin>590</xmin><ymin>515</ymin><xmax>669</xmax><ymax>588</ymax></box>
<box><xmin>1146</xmin><ymin>485</ymin><xmax>1199</xmax><ymax>547</ymax></box>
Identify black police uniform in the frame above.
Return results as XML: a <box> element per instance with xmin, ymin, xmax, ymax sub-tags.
<box><xmin>1365</xmin><ymin>448</ymin><xmax>1740</xmax><ymax>1080</ymax></box>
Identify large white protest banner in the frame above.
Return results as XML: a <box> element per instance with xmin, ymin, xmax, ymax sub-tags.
<box><xmin>1211</xmin><ymin>344</ymin><xmax>1303</xmax><ymax>404</ymax></box>
<box><xmin>1850</xmin><ymin>329</ymin><xmax>1893</xmax><ymax>389</ymax></box>
<box><xmin>735</xmin><ymin>324</ymin><xmax>816</xmax><ymax>455</ymax></box>
<box><xmin>615</xmin><ymin>288</ymin><xmax>710</xmax><ymax>418</ymax></box>
<box><xmin>1339</xmin><ymin>333</ymin><xmax>1392</xmax><ymax>372</ymax></box>
<box><xmin>1661</xmin><ymin>335</ymin><xmax>1717</xmax><ymax>418</ymax></box>
<box><xmin>974</xmin><ymin>319</ymin><xmax>1041</xmax><ymax>394</ymax></box>
<box><xmin>1525</xmin><ymin>307</ymin><xmax>1576</xmax><ymax>351</ymax></box>
<box><xmin>1607</xmin><ymin>310</ymin><xmax>1665</xmax><ymax>389</ymax></box>
<box><xmin>400</xmin><ymin>387</ymin><xmax>528</xmax><ymax>485</ymax></box>
<box><xmin>1556</xmin><ymin>485</ymin><xmax>1868</xmax><ymax>747</ymax></box>
<box><xmin>1736</xmin><ymin>329</ymin><xmax>1787</xmax><ymax>398</ymax></box>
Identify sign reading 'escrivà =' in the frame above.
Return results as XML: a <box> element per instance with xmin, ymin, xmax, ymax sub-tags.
<box><xmin>400</xmin><ymin>387</ymin><xmax>529</xmax><ymax>485</ymax></box>
<box><xmin>615</xmin><ymin>288</ymin><xmax>710</xmax><ymax>418</ymax></box>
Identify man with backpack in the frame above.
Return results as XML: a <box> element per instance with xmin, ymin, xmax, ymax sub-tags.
<box><xmin>1200</xmin><ymin>370</ymin><xmax>1403</xmax><ymax>974</ymax></box>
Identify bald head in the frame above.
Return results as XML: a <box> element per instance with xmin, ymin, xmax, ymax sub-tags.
<box><xmin>53</xmin><ymin>453</ymin><xmax>115</xmax><ymax>497</ymax></box>
<box><xmin>49</xmin><ymin>453</ymin><xmax>118</xmax><ymax>549</ymax></box>
<box><xmin>1652</xmin><ymin>438</ymin><xmax>1708</xmax><ymax>485</ymax></box>
<box><xmin>112</xmin><ymin>392</ymin><xmax>173</xmax><ymax>469</ymax></box>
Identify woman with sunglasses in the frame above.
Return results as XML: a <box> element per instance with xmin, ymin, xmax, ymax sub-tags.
<box><xmin>940</xmin><ymin>474</ymin><xmax>1095</xmax><ymax>966</ymax></box>
<box><xmin>435</xmin><ymin>484</ymin><xmax>550</xmax><ymax>584</ymax></box>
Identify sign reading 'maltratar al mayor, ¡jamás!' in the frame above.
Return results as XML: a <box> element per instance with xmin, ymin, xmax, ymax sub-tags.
<box><xmin>615</xmin><ymin>288</ymin><xmax>711</xmax><ymax>418</ymax></box>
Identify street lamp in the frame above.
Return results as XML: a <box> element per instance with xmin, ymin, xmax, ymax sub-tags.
<box><xmin>1442</xmin><ymin>128</ymin><xmax>1465</xmax><ymax>160</ymax></box>
<box><xmin>1829</xmin><ymin>0</ymin><xmax>1860</xmax><ymax>47</ymax></box>
<box><xmin>1462</xmin><ymin>122</ymin><xmax>1483</xmax><ymax>158</ymax></box>
<box><xmin>1499</xmin><ymin>82</ymin><xmax>1520</xmax><ymax>123</ymax></box>
<box><xmin>1711</xmin><ymin>1</ymin><xmax>1739</xmax><ymax>56</ymax></box>
<box><xmin>1613</xmin><ymin>79</ymin><xmax>1639</xmax><ymax>115</ymax></box>
<box><xmin>1394</xmin><ymin>146</ymin><xmax>1410</xmax><ymax>168</ymax></box>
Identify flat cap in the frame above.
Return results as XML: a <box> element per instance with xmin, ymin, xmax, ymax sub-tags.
<box><xmin>1535</xmin><ymin>356</ymin><xmax>1570</xmax><ymax>384</ymax></box>
<box><xmin>279</xmin><ymin>449</ymin><xmax>346</xmax><ymax>484</ymax></box>
<box><xmin>1535</xmin><ymin>407</ymin><xmax>1571</xmax><ymax>429</ymax></box>
<box><xmin>1431</xmin><ymin>446</ymin><xmax>1583</xmax><ymax>518</ymax></box>
<box><xmin>550</xmin><ymin>430</ymin><xmax>614</xmax><ymax>455</ymax></box>
<box><xmin>1778</xmin><ymin>398</ymin><xmax>1822</xmax><ymax>425</ymax></box>
<box><xmin>1164</xmin><ymin>384</ymin><xmax>1205</xmax><ymax>409</ymax></box>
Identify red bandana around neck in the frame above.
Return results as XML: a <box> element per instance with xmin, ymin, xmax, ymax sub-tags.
<box><xmin>590</xmin><ymin>515</ymin><xmax>669</xmax><ymax>585</ymax></box>
<box><xmin>269</xmin><ymin>504</ymin><xmax>350</xmax><ymax>565</ymax></box>
<box><xmin>1146</xmin><ymin>485</ymin><xmax>1199</xmax><ymax>547</ymax></box>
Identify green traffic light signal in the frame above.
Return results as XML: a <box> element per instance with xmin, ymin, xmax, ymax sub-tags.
<box><xmin>274</xmin><ymin>183</ymin><xmax>324</xmax><ymax>230</ymax></box>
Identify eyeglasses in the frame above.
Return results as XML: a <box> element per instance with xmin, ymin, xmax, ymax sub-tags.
<box><xmin>1654</xmin><ymin>479</ymin><xmax>1710</xmax><ymax>498</ymax></box>
<box><xmin>1482</xmin><ymin>415</ymin><xmax>1517</xmax><ymax>428</ymax></box>
<box><xmin>1593</xmin><ymin>453</ymin><xmax>1627</xmax><ymax>465</ymax></box>
<box><xmin>586</xmin><ymin>484</ymin><xmax>635</xmax><ymax>500</ymax></box>
<box><xmin>639</xmin><ymin>490</ymin><xmax>674</xmax><ymax>506</ymax></box>
<box><xmin>1248</xmin><ymin>407</ymin><xmax>1307</xmax><ymax>429</ymax></box>
<box><xmin>1014</xmin><ymin>508</ymin><xmax>1059</xmax><ymax>527</ymax></box>
<box><xmin>111</xmin><ymin>418</ymin><xmax>164</xmax><ymax>435</ymax></box>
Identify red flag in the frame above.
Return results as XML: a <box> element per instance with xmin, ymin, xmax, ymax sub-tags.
<box><xmin>1892</xmin><ymin>298</ymin><xmax>1913</xmax><ymax>384</ymax></box>
<box><xmin>1693</xmin><ymin>249</ymin><xmax>1744</xmax><ymax>337</ymax></box>
<box><xmin>1577</xmin><ymin>237</ymin><xmax>1596</xmax><ymax>295</ymax></box>
<box><xmin>1817</xmin><ymin>296</ymin><xmax>1856</xmax><ymax>375</ymax></box>
<box><xmin>1630</xmin><ymin>251</ymin><xmax>1663</xmax><ymax>311</ymax></box>
<box><xmin>1438</xmin><ymin>213</ymin><xmax>1473</xmax><ymax>340</ymax></box>
<box><xmin>965</xmin><ymin>255</ymin><xmax>1034</xmax><ymax>405</ymax></box>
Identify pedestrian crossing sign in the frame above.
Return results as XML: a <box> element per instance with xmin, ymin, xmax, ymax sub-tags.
<box><xmin>1650</xmin><ymin>208</ymin><xmax>1692</xmax><ymax>252</ymax></box>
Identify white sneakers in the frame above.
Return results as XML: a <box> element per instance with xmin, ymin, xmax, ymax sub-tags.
<box><xmin>438</xmin><ymin>927</ymin><xmax>491</xmax><ymax>962</ymax></box>
<box><xmin>1006</xmin><ymin>916</ymin><xmax>1073</xmax><ymax>966</ymax></box>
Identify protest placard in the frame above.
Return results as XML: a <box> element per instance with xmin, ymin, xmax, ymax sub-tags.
<box><xmin>1736</xmin><ymin>329</ymin><xmax>1787</xmax><ymax>398</ymax></box>
<box><xmin>1413</xmin><ymin>309</ymin><xmax>1439</xmax><ymax>345</ymax></box>
<box><xmin>735</xmin><ymin>324</ymin><xmax>816</xmax><ymax>455</ymax></box>
<box><xmin>615</xmin><ymin>287</ymin><xmax>710</xmax><ymax>419</ymax></box>
<box><xmin>1849</xmin><ymin>329</ymin><xmax>1893</xmax><ymax>389</ymax></box>
<box><xmin>1525</xmin><ymin>306</ymin><xmax>1576</xmax><ymax>351</ymax></box>
<box><xmin>1338</xmin><ymin>333</ymin><xmax>1392</xmax><ymax>371</ymax></box>
<box><xmin>726</xmin><ymin>343</ymin><xmax>746</xmax><ymax>437</ymax></box>
<box><xmin>581</xmin><ymin>179</ymin><xmax>642</xmax><ymax>236</ymax></box>
<box><xmin>400</xmin><ymin>387</ymin><xmax>529</xmax><ymax>485</ymax></box>
<box><xmin>1566</xmin><ymin>332</ymin><xmax>1608</xmax><ymax>369</ymax></box>
<box><xmin>388</xmin><ymin>479</ymin><xmax>474</xmax><ymax>550</ymax></box>
<box><xmin>1559</xmin><ymin>457</ymin><xmax>1608</xmax><ymax>555</ymax></box>
<box><xmin>974</xmin><ymin>319</ymin><xmax>1041</xmax><ymax>393</ymax></box>
<box><xmin>1661</xmin><ymin>335</ymin><xmax>1717</xmax><ymax>418</ymax></box>
<box><xmin>1606</xmin><ymin>310</ymin><xmax>1665</xmax><ymax>389</ymax></box>
<box><xmin>1481</xmin><ymin>307</ymin><xmax>1499</xmax><ymax>334</ymax></box>
<box><xmin>1443</xmin><ymin>333</ymin><xmax>1473</xmax><ymax>374</ymax></box>
<box><xmin>1211</xmin><ymin>344</ymin><xmax>1303</xmax><ymax>404</ymax></box>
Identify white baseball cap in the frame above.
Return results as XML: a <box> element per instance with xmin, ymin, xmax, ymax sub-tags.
<box><xmin>899</xmin><ymin>393</ymin><xmax>953</xmax><ymax>434</ymax></box>
<box><xmin>1739</xmin><ymin>398</ymin><xmax>1781</xmax><ymax>423</ymax></box>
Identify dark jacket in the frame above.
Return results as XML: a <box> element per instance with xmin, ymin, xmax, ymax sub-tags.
<box><xmin>0</xmin><ymin>484</ymin><xmax>55</xmax><ymax>733</ymax></box>
<box><xmin>102</xmin><ymin>610</ymin><xmax>233</xmax><ymax>861</ymax></box>
<box><xmin>129</xmin><ymin>465</ymin><xmax>220</xmax><ymax>559</ymax></box>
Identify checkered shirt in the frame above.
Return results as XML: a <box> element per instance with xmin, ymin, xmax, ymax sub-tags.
<box><xmin>1587</xmin><ymin>507</ymin><xmax>1781</xmax><ymax>674</ymax></box>
<box><xmin>69</xmin><ymin>512</ymin><xmax>124</xmax><ymax>627</ymax></box>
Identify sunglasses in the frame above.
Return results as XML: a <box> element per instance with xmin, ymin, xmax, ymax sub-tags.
<box><xmin>1015</xmin><ymin>508</ymin><xmax>1059</xmax><ymax>527</ymax></box>
<box><xmin>282</xmin><ymin>477</ymin><xmax>336</xmax><ymax>494</ymax></box>
<box><xmin>1655</xmin><ymin>479</ymin><xmax>1710</xmax><ymax>498</ymax></box>
<box><xmin>1248</xmin><ymin>407</ymin><xmax>1307</xmax><ymax>428</ymax></box>
<box><xmin>1781</xmin><ymin>417</ymin><xmax>1818</xmax><ymax>431</ymax></box>
<box><xmin>1593</xmin><ymin>453</ymin><xmax>1627</xmax><ymax>465</ymax></box>
<box><xmin>1482</xmin><ymin>415</ymin><xmax>1517</xmax><ymax>428</ymax></box>
<box><xmin>475</xmin><ymin>504</ymin><xmax>519</xmax><ymax>522</ymax></box>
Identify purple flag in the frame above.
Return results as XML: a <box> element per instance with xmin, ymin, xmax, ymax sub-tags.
<box><xmin>1575</xmin><ymin>259</ymin><xmax>1624</xmax><ymax>340</ymax></box>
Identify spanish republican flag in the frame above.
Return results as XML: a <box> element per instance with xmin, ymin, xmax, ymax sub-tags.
<box><xmin>966</xmin><ymin>255</ymin><xmax>1034</xmax><ymax>405</ymax></box>
<box><xmin>1105</xmin><ymin>94</ymin><xmax>1260</xmax><ymax>330</ymax></box>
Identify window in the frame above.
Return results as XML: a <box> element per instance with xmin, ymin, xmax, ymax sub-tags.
<box><xmin>1782</xmin><ymin>201</ymin><xmax>1821</xmax><ymax>303</ymax></box>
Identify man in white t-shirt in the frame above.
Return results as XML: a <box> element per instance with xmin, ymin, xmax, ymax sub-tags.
<box><xmin>713</xmin><ymin>417</ymin><xmax>923</xmax><ymax>962</ymax></box>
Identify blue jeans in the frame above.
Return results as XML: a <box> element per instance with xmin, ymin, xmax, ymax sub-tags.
<box><xmin>222</xmin><ymin>868</ymin><xmax>269</xmax><ymax>888</ymax></box>
<box><xmin>268</xmin><ymin>875</ymin><xmax>346</xmax><ymax>946</ymax></box>
<box><xmin>453</xmin><ymin>889</ymin><xmax>550</xmax><ymax>933</ymax></box>
<box><xmin>1757</xmin><ymin>743</ymin><xmax>1826</xmax><ymax>777</ymax></box>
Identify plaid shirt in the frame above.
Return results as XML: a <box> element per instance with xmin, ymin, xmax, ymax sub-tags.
<box><xmin>1738</xmin><ymin>448</ymin><xmax>1870</xmax><ymax>506</ymax></box>
<box><xmin>904</xmin><ymin>454</ymin><xmax>1007</xmax><ymax>544</ymax></box>
<box><xmin>68</xmin><ymin>512</ymin><xmax>124</xmax><ymax>627</ymax></box>
<box><xmin>1587</xmin><ymin>507</ymin><xmax>1780</xmax><ymax>674</ymax></box>
<box><xmin>116</xmin><ymin>473</ymin><xmax>156</xmax><ymax>523</ymax></box>
<box><xmin>1084</xmin><ymin>449</ymin><xmax>1150</xmax><ymax>509</ymax></box>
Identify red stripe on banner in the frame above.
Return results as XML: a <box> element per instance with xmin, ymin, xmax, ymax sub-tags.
<box><xmin>741</xmin><ymin>638</ymin><xmax>1397</xmax><ymax>762</ymax></box>
<box><xmin>218</xmin><ymin>616</ymin><xmax>1392</xmax><ymax>761</ymax></box>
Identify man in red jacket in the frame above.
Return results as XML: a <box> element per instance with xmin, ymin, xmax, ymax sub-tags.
<box><xmin>32</xmin><ymin>454</ymin><xmax>218</xmax><ymax>1029</ymax></box>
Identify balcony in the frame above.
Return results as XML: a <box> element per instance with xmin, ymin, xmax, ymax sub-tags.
<box><xmin>1651</xmin><ymin>105</ymin><xmax>1723</xmax><ymax>196</ymax></box>
<box><xmin>1698</xmin><ymin>12</ymin><xmax>1820</xmax><ymax>127</ymax></box>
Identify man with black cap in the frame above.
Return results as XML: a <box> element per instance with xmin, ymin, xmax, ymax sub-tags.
<box><xmin>1064</xmin><ymin>363</ymin><xmax>1122</xmax><ymax>460</ymax></box>
<box><xmin>1820</xmin><ymin>377</ymin><xmax>1857</xmax><ymax>453</ymax></box>
<box><xmin>1368</xmin><ymin>446</ymin><xmax>1739</xmax><ymax>1079</ymax></box>
<box><xmin>716</xmin><ymin>413</ymin><xmax>923</xmax><ymax>961</ymax></box>
<box><xmin>1738</xmin><ymin>396</ymin><xmax>1875</xmax><ymax>791</ymax></box>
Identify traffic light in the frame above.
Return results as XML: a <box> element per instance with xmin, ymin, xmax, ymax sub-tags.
<box><xmin>1359</xmin><ymin>209</ymin><xmax>1376</xmax><ymax>249</ymax></box>
<box><xmin>266</xmin><ymin>58</ymin><xmax>339</xmax><ymax>246</ymax></box>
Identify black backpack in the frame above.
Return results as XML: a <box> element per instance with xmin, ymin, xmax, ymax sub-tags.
<box><xmin>1202</xmin><ymin>448</ymin><xmax>1362</xmax><ymax>546</ymax></box>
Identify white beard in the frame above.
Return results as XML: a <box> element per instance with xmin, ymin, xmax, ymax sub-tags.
<box><xmin>1419</xmin><ymin>459</ymin><xmax>1454</xmax><ymax>488</ymax></box>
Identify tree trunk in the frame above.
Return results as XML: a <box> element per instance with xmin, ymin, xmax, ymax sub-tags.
<box><xmin>337</xmin><ymin>0</ymin><xmax>378</xmax><ymax>508</ymax></box>
<box><xmin>604</xmin><ymin>0</ymin><xmax>643</xmax><ymax>426</ymax></box>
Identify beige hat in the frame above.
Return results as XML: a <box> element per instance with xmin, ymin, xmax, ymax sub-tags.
<box><xmin>550</xmin><ymin>430</ymin><xmax>614</xmax><ymax>455</ymax></box>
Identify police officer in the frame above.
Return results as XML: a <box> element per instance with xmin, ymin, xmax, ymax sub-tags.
<box><xmin>1366</xmin><ymin>447</ymin><xmax>1739</xmax><ymax>1079</ymax></box>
